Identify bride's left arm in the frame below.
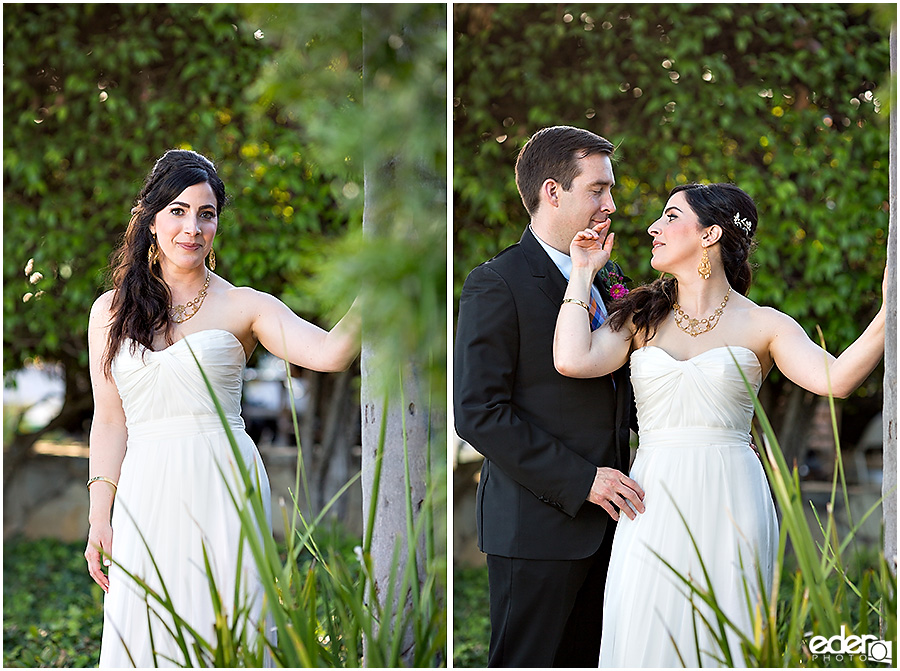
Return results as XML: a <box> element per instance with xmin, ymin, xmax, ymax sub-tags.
<box><xmin>767</xmin><ymin>281</ymin><xmax>885</xmax><ymax>398</ymax></box>
<box><xmin>248</xmin><ymin>290</ymin><xmax>361</xmax><ymax>372</ymax></box>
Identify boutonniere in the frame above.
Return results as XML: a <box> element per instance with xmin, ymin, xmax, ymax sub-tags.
<box><xmin>598</xmin><ymin>264</ymin><xmax>630</xmax><ymax>300</ymax></box>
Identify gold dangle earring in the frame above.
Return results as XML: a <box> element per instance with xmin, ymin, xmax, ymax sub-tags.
<box><xmin>148</xmin><ymin>239</ymin><xmax>159</xmax><ymax>267</ymax></box>
<box><xmin>698</xmin><ymin>247</ymin><xmax>711</xmax><ymax>280</ymax></box>
<box><xmin>208</xmin><ymin>247</ymin><xmax>216</xmax><ymax>271</ymax></box>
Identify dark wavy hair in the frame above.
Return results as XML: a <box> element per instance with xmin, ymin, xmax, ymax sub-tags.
<box><xmin>514</xmin><ymin>126</ymin><xmax>615</xmax><ymax>217</ymax></box>
<box><xmin>101</xmin><ymin>150</ymin><xmax>226</xmax><ymax>376</ymax></box>
<box><xmin>607</xmin><ymin>182</ymin><xmax>758</xmax><ymax>342</ymax></box>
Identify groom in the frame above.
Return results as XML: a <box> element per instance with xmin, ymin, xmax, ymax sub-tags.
<box><xmin>454</xmin><ymin>126</ymin><xmax>645</xmax><ymax>667</ymax></box>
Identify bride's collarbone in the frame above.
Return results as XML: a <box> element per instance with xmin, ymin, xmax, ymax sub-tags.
<box><xmin>645</xmin><ymin>318</ymin><xmax>764</xmax><ymax>360</ymax></box>
<box><xmin>641</xmin><ymin>335</ymin><xmax>756</xmax><ymax>363</ymax></box>
<box><xmin>151</xmin><ymin>325</ymin><xmax>238</xmax><ymax>351</ymax></box>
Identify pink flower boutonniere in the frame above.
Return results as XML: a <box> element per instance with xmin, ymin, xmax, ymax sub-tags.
<box><xmin>599</xmin><ymin>266</ymin><xmax>630</xmax><ymax>301</ymax></box>
<box><xmin>609</xmin><ymin>282</ymin><xmax>629</xmax><ymax>300</ymax></box>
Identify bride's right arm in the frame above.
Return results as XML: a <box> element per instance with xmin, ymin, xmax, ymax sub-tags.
<box><xmin>553</xmin><ymin>226</ymin><xmax>633</xmax><ymax>378</ymax></box>
<box><xmin>84</xmin><ymin>293</ymin><xmax>127</xmax><ymax>592</ymax></box>
<box><xmin>553</xmin><ymin>269</ymin><xmax>633</xmax><ymax>378</ymax></box>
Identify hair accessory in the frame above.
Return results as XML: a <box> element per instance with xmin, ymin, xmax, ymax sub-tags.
<box><xmin>208</xmin><ymin>247</ymin><xmax>216</xmax><ymax>271</ymax></box>
<box><xmin>673</xmin><ymin>287</ymin><xmax>731</xmax><ymax>337</ymax></box>
<box><xmin>733</xmin><ymin>212</ymin><xmax>753</xmax><ymax>235</ymax></box>
<box><xmin>87</xmin><ymin>476</ymin><xmax>118</xmax><ymax>491</ymax></box>
<box><xmin>698</xmin><ymin>247</ymin><xmax>711</xmax><ymax>280</ymax></box>
<box><xmin>562</xmin><ymin>297</ymin><xmax>591</xmax><ymax>313</ymax></box>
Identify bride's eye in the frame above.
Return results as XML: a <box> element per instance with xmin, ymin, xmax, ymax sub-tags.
<box><xmin>170</xmin><ymin>207</ymin><xmax>184</xmax><ymax>216</ymax></box>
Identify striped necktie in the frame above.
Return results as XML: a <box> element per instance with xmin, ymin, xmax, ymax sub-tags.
<box><xmin>589</xmin><ymin>294</ymin><xmax>603</xmax><ymax>331</ymax></box>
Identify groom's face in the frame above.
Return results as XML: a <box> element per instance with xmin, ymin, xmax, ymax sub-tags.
<box><xmin>554</xmin><ymin>153</ymin><xmax>616</xmax><ymax>244</ymax></box>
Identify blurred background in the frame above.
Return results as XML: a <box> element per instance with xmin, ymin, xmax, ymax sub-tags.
<box><xmin>452</xmin><ymin>3</ymin><xmax>894</xmax><ymax>665</ymax></box>
<box><xmin>3</xmin><ymin>3</ymin><xmax>446</xmax><ymax>666</ymax></box>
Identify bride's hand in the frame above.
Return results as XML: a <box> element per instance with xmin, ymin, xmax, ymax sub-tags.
<box><xmin>570</xmin><ymin>220</ymin><xmax>615</xmax><ymax>272</ymax></box>
<box><xmin>85</xmin><ymin>522</ymin><xmax>113</xmax><ymax>592</ymax></box>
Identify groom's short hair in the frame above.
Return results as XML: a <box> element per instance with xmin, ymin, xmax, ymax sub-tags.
<box><xmin>515</xmin><ymin>126</ymin><xmax>615</xmax><ymax>217</ymax></box>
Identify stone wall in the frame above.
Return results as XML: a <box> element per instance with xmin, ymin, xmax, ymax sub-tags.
<box><xmin>3</xmin><ymin>446</ymin><xmax>363</xmax><ymax>544</ymax></box>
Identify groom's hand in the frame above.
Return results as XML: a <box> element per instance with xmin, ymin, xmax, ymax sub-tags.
<box><xmin>587</xmin><ymin>467</ymin><xmax>645</xmax><ymax>521</ymax></box>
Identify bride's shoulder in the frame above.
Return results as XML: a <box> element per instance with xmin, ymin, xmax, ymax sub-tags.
<box><xmin>90</xmin><ymin>290</ymin><xmax>115</xmax><ymax>319</ymax></box>
<box><xmin>219</xmin><ymin>285</ymin><xmax>285</xmax><ymax>314</ymax></box>
<box><xmin>731</xmin><ymin>295</ymin><xmax>791</xmax><ymax>325</ymax></box>
<box><xmin>741</xmin><ymin>301</ymin><xmax>801</xmax><ymax>335</ymax></box>
<box><xmin>87</xmin><ymin>291</ymin><xmax>118</xmax><ymax>336</ymax></box>
<box><xmin>221</xmin><ymin>284</ymin><xmax>268</xmax><ymax>302</ymax></box>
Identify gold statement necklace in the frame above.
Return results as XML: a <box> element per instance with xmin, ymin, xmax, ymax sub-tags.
<box><xmin>169</xmin><ymin>270</ymin><xmax>210</xmax><ymax>324</ymax></box>
<box><xmin>673</xmin><ymin>287</ymin><xmax>731</xmax><ymax>337</ymax></box>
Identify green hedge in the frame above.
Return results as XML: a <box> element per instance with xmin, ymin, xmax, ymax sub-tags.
<box><xmin>3</xmin><ymin>538</ymin><xmax>103</xmax><ymax>668</ymax></box>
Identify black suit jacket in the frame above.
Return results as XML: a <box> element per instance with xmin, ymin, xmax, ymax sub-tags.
<box><xmin>454</xmin><ymin>227</ymin><xmax>633</xmax><ymax>560</ymax></box>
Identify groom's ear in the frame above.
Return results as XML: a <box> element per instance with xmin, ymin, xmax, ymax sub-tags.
<box><xmin>541</xmin><ymin>179</ymin><xmax>561</xmax><ymax>209</ymax></box>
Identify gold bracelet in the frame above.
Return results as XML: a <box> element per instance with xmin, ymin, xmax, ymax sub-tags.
<box><xmin>561</xmin><ymin>297</ymin><xmax>591</xmax><ymax>313</ymax></box>
<box><xmin>87</xmin><ymin>476</ymin><xmax>118</xmax><ymax>491</ymax></box>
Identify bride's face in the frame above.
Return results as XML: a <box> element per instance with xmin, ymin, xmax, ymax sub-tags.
<box><xmin>647</xmin><ymin>192</ymin><xmax>705</xmax><ymax>274</ymax></box>
<box><xmin>150</xmin><ymin>182</ymin><xmax>218</xmax><ymax>271</ymax></box>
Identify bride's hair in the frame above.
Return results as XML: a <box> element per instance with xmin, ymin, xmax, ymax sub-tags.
<box><xmin>101</xmin><ymin>150</ymin><xmax>226</xmax><ymax>377</ymax></box>
<box><xmin>606</xmin><ymin>183</ymin><xmax>758</xmax><ymax>342</ymax></box>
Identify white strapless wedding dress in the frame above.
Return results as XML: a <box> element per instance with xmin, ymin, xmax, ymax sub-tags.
<box><xmin>99</xmin><ymin>329</ymin><xmax>272</xmax><ymax>668</ymax></box>
<box><xmin>599</xmin><ymin>346</ymin><xmax>778</xmax><ymax>668</ymax></box>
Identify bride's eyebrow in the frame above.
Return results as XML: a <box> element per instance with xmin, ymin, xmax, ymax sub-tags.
<box><xmin>665</xmin><ymin>207</ymin><xmax>682</xmax><ymax>214</ymax></box>
<box><xmin>167</xmin><ymin>201</ymin><xmax>216</xmax><ymax>210</ymax></box>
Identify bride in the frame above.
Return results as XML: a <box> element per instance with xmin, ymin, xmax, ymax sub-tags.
<box><xmin>553</xmin><ymin>182</ymin><xmax>885</xmax><ymax>667</ymax></box>
<box><xmin>83</xmin><ymin>149</ymin><xmax>360</xmax><ymax>667</ymax></box>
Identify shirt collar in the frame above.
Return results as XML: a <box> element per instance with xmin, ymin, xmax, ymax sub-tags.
<box><xmin>529</xmin><ymin>225</ymin><xmax>573</xmax><ymax>280</ymax></box>
<box><xmin>529</xmin><ymin>225</ymin><xmax>607</xmax><ymax>317</ymax></box>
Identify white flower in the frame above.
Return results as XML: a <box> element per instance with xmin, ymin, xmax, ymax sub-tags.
<box><xmin>29</xmin><ymin>272</ymin><xmax>43</xmax><ymax>284</ymax></box>
<box><xmin>24</xmin><ymin>258</ymin><xmax>34</xmax><ymax>275</ymax></box>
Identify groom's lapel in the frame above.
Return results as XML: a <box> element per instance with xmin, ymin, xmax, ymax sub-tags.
<box><xmin>594</xmin><ymin>260</ymin><xmax>616</xmax><ymax>304</ymax></box>
<box><xmin>520</xmin><ymin>228</ymin><xmax>568</xmax><ymax>310</ymax></box>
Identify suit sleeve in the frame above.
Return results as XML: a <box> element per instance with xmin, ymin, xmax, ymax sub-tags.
<box><xmin>454</xmin><ymin>264</ymin><xmax>597</xmax><ymax>518</ymax></box>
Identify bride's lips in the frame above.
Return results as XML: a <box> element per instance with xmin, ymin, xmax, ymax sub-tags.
<box><xmin>177</xmin><ymin>242</ymin><xmax>203</xmax><ymax>251</ymax></box>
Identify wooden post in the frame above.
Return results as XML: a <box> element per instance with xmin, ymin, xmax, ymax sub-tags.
<box><xmin>883</xmin><ymin>26</ymin><xmax>897</xmax><ymax>572</ymax></box>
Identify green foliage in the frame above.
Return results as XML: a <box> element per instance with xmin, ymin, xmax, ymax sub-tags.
<box><xmin>454</xmin><ymin>3</ymin><xmax>890</xmax><ymax>366</ymax></box>
<box><xmin>3</xmin><ymin>537</ymin><xmax>104</xmax><ymax>667</ymax></box>
<box><xmin>452</xmin><ymin>565</ymin><xmax>490</xmax><ymax>667</ymax></box>
<box><xmin>246</xmin><ymin>3</ymin><xmax>448</xmax><ymax>403</ymax></box>
<box><xmin>3</xmin><ymin>3</ymin><xmax>356</xmax><ymax>380</ymax></box>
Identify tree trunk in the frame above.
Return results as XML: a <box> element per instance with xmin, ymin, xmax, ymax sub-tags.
<box><xmin>360</xmin><ymin>354</ymin><xmax>430</xmax><ymax>663</ymax></box>
<box><xmin>883</xmin><ymin>26</ymin><xmax>897</xmax><ymax>572</ymax></box>
<box><xmin>358</xmin><ymin>9</ymin><xmax>431</xmax><ymax>663</ymax></box>
<box><xmin>3</xmin><ymin>358</ymin><xmax>92</xmax><ymax>489</ymax></box>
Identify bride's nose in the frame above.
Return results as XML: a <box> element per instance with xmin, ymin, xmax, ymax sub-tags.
<box><xmin>182</xmin><ymin>216</ymin><xmax>202</xmax><ymax>236</ymax></box>
<box><xmin>647</xmin><ymin>218</ymin><xmax>661</xmax><ymax>236</ymax></box>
